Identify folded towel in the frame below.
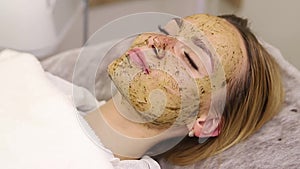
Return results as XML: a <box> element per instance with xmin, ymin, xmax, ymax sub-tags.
<box><xmin>0</xmin><ymin>49</ymin><xmax>114</xmax><ymax>169</ymax></box>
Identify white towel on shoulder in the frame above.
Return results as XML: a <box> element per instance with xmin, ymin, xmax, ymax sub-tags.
<box><xmin>0</xmin><ymin>49</ymin><xmax>114</xmax><ymax>169</ymax></box>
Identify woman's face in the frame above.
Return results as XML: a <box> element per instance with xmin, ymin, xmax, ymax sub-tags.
<box><xmin>108</xmin><ymin>14</ymin><xmax>247</xmax><ymax>128</ymax></box>
<box><xmin>108</xmin><ymin>33</ymin><xmax>203</xmax><ymax>128</ymax></box>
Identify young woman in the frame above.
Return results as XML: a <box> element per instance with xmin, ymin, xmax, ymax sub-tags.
<box><xmin>83</xmin><ymin>14</ymin><xmax>284</xmax><ymax>167</ymax></box>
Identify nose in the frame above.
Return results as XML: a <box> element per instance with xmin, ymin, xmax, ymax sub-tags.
<box><xmin>147</xmin><ymin>36</ymin><xmax>177</xmax><ymax>59</ymax></box>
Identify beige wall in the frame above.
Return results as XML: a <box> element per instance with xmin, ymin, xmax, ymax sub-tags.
<box><xmin>204</xmin><ymin>0</ymin><xmax>300</xmax><ymax>69</ymax></box>
<box><xmin>59</xmin><ymin>0</ymin><xmax>300</xmax><ymax>70</ymax></box>
<box><xmin>58</xmin><ymin>0</ymin><xmax>199</xmax><ymax>54</ymax></box>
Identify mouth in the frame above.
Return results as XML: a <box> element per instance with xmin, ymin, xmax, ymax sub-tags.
<box><xmin>127</xmin><ymin>48</ymin><xmax>150</xmax><ymax>74</ymax></box>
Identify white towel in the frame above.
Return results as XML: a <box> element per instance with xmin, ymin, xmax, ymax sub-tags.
<box><xmin>0</xmin><ymin>49</ymin><xmax>114</xmax><ymax>169</ymax></box>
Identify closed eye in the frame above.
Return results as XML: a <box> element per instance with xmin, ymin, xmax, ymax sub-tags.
<box><xmin>184</xmin><ymin>51</ymin><xmax>198</xmax><ymax>71</ymax></box>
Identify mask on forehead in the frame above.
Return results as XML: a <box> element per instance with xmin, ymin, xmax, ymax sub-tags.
<box><xmin>107</xmin><ymin>33</ymin><xmax>216</xmax><ymax>128</ymax></box>
<box><xmin>163</xmin><ymin>14</ymin><xmax>246</xmax><ymax>80</ymax></box>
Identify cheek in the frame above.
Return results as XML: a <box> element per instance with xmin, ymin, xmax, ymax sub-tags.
<box><xmin>129</xmin><ymin>69</ymin><xmax>201</xmax><ymax>128</ymax></box>
<box><xmin>129</xmin><ymin>70</ymin><xmax>181</xmax><ymax>126</ymax></box>
<box><xmin>195</xmin><ymin>77</ymin><xmax>212</xmax><ymax>116</ymax></box>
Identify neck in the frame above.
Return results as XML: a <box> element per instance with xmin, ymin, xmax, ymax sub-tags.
<box><xmin>84</xmin><ymin>93</ymin><xmax>188</xmax><ymax>160</ymax></box>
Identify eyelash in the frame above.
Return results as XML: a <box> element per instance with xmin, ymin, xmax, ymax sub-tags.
<box><xmin>151</xmin><ymin>45</ymin><xmax>159</xmax><ymax>56</ymax></box>
<box><xmin>151</xmin><ymin>43</ymin><xmax>199</xmax><ymax>71</ymax></box>
<box><xmin>184</xmin><ymin>51</ymin><xmax>198</xmax><ymax>70</ymax></box>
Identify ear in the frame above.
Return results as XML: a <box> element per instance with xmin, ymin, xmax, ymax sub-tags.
<box><xmin>189</xmin><ymin>116</ymin><xmax>221</xmax><ymax>138</ymax></box>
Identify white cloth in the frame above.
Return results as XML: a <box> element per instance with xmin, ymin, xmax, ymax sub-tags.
<box><xmin>46</xmin><ymin>67</ymin><xmax>161</xmax><ymax>169</ymax></box>
<box><xmin>0</xmin><ymin>49</ymin><xmax>114</xmax><ymax>169</ymax></box>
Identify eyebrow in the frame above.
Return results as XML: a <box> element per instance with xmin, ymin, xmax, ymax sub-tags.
<box><xmin>158</xmin><ymin>17</ymin><xmax>183</xmax><ymax>35</ymax></box>
<box><xmin>173</xmin><ymin>18</ymin><xmax>183</xmax><ymax>28</ymax></box>
<box><xmin>158</xmin><ymin>25</ymin><xmax>169</xmax><ymax>35</ymax></box>
<box><xmin>191</xmin><ymin>36</ymin><xmax>213</xmax><ymax>57</ymax></box>
<box><xmin>191</xmin><ymin>36</ymin><xmax>214</xmax><ymax>69</ymax></box>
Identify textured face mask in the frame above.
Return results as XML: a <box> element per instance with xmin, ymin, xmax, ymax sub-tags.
<box><xmin>161</xmin><ymin>14</ymin><xmax>247</xmax><ymax>134</ymax></box>
<box><xmin>108</xmin><ymin>32</ymin><xmax>221</xmax><ymax>128</ymax></box>
<box><xmin>164</xmin><ymin>14</ymin><xmax>246</xmax><ymax>81</ymax></box>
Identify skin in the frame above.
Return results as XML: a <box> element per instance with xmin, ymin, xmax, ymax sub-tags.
<box><xmin>84</xmin><ymin>14</ymin><xmax>248</xmax><ymax>160</ymax></box>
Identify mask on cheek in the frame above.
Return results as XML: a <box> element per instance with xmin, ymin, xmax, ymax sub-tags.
<box><xmin>108</xmin><ymin>33</ymin><xmax>202</xmax><ymax>128</ymax></box>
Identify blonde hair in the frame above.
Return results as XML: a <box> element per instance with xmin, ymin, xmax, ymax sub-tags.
<box><xmin>155</xmin><ymin>15</ymin><xmax>284</xmax><ymax>165</ymax></box>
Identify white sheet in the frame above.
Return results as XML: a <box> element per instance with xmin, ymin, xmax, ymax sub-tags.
<box><xmin>0</xmin><ymin>49</ymin><xmax>114</xmax><ymax>169</ymax></box>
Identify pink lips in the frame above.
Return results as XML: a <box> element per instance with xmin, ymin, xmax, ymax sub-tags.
<box><xmin>128</xmin><ymin>48</ymin><xmax>150</xmax><ymax>74</ymax></box>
